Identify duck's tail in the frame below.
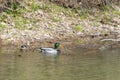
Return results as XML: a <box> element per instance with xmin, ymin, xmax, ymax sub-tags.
<box><xmin>57</xmin><ymin>49</ymin><xmax>61</xmax><ymax>55</ymax></box>
<box><xmin>38</xmin><ymin>47</ymin><xmax>42</xmax><ymax>52</ymax></box>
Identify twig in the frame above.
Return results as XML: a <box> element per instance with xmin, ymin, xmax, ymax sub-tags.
<box><xmin>101</xmin><ymin>38</ymin><xmax>120</xmax><ymax>42</ymax></box>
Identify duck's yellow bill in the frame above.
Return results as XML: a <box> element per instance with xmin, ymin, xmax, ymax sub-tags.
<box><xmin>59</xmin><ymin>44</ymin><xmax>62</xmax><ymax>49</ymax></box>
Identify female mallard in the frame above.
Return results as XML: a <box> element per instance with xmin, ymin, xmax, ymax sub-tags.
<box><xmin>40</xmin><ymin>42</ymin><xmax>61</xmax><ymax>55</ymax></box>
<box><xmin>20</xmin><ymin>41</ymin><xmax>30</xmax><ymax>51</ymax></box>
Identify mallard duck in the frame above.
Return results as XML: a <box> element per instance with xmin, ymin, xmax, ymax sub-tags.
<box><xmin>20</xmin><ymin>41</ymin><xmax>30</xmax><ymax>51</ymax></box>
<box><xmin>39</xmin><ymin>42</ymin><xmax>61</xmax><ymax>55</ymax></box>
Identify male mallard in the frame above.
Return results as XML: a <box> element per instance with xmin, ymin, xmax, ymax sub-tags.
<box><xmin>39</xmin><ymin>42</ymin><xmax>61</xmax><ymax>55</ymax></box>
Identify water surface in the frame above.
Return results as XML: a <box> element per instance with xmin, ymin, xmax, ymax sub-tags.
<box><xmin>0</xmin><ymin>47</ymin><xmax>120</xmax><ymax>80</ymax></box>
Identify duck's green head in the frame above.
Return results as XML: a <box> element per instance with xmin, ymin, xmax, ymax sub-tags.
<box><xmin>54</xmin><ymin>42</ymin><xmax>60</xmax><ymax>49</ymax></box>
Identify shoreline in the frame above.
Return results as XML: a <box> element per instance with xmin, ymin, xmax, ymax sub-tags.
<box><xmin>0</xmin><ymin>2</ymin><xmax>120</xmax><ymax>50</ymax></box>
<box><xmin>0</xmin><ymin>31</ymin><xmax>120</xmax><ymax>50</ymax></box>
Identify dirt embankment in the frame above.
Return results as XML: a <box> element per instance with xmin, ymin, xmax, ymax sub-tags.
<box><xmin>0</xmin><ymin>1</ymin><xmax>120</xmax><ymax>49</ymax></box>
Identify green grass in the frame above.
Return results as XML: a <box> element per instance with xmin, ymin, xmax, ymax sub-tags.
<box><xmin>4</xmin><ymin>3</ymin><xmax>26</xmax><ymax>15</ymax></box>
<box><xmin>63</xmin><ymin>8</ymin><xmax>76</xmax><ymax>17</ymax></box>
<box><xmin>39</xmin><ymin>3</ymin><xmax>77</xmax><ymax>17</ymax></box>
<box><xmin>93</xmin><ymin>22</ymin><xmax>100</xmax><ymax>27</ymax></box>
<box><xmin>39</xmin><ymin>3</ymin><xmax>52</xmax><ymax>12</ymax></box>
<box><xmin>74</xmin><ymin>9</ymin><xmax>91</xmax><ymax>19</ymax></box>
<box><xmin>0</xmin><ymin>13</ymin><xmax>8</xmax><ymax>21</ymax></box>
<box><xmin>0</xmin><ymin>23</ymin><xmax>6</xmax><ymax>29</ymax></box>
<box><xmin>101</xmin><ymin>5</ymin><xmax>110</xmax><ymax>11</ymax></box>
<box><xmin>13</xmin><ymin>16</ymin><xmax>30</xmax><ymax>30</ymax></box>
<box><xmin>112</xmin><ymin>10</ymin><xmax>120</xmax><ymax>15</ymax></box>
<box><xmin>51</xmin><ymin>16</ymin><xmax>61</xmax><ymax>22</ymax></box>
<box><xmin>0</xmin><ymin>1</ymin><xmax>119</xmax><ymax>31</ymax></box>
<box><xmin>30</xmin><ymin>2</ymin><xmax>40</xmax><ymax>11</ymax></box>
<box><xmin>73</xmin><ymin>25</ymin><xmax>83</xmax><ymax>32</ymax></box>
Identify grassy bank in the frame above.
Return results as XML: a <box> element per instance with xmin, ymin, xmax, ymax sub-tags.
<box><xmin>0</xmin><ymin>1</ymin><xmax>120</xmax><ymax>48</ymax></box>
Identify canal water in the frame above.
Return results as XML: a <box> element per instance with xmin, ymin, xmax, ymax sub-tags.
<box><xmin>0</xmin><ymin>46</ymin><xmax>120</xmax><ymax>80</ymax></box>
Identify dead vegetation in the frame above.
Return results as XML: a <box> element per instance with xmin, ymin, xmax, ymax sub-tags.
<box><xmin>0</xmin><ymin>0</ymin><xmax>119</xmax><ymax>13</ymax></box>
<box><xmin>49</xmin><ymin>0</ymin><xmax>120</xmax><ymax>8</ymax></box>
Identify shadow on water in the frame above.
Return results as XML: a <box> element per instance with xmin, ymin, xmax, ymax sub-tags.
<box><xmin>0</xmin><ymin>46</ymin><xmax>120</xmax><ymax>80</ymax></box>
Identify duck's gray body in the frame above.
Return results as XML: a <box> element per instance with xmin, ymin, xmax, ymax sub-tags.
<box><xmin>39</xmin><ymin>42</ymin><xmax>61</xmax><ymax>56</ymax></box>
<box><xmin>40</xmin><ymin>48</ymin><xmax>60</xmax><ymax>55</ymax></box>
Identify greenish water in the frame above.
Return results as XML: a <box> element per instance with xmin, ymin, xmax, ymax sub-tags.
<box><xmin>0</xmin><ymin>47</ymin><xmax>120</xmax><ymax>80</ymax></box>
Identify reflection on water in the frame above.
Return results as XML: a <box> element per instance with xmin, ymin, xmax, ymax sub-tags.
<box><xmin>0</xmin><ymin>47</ymin><xmax>120</xmax><ymax>80</ymax></box>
